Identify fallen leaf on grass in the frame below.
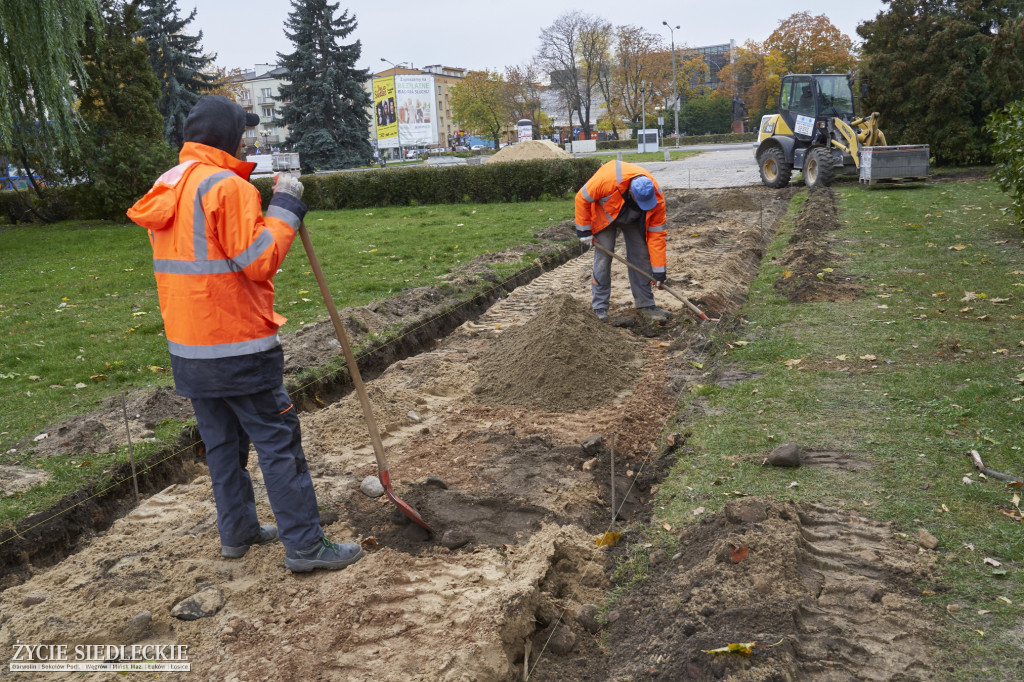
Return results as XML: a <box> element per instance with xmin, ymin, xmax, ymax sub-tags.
<box><xmin>963</xmin><ymin>476</ymin><xmax>975</xmax><ymax>485</ymax></box>
<box><xmin>692</xmin><ymin>506</ymin><xmax>706</xmax><ymax>516</ymax></box>
<box><xmin>784</xmin><ymin>359</ymin><xmax>802</xmax><ymax>369</ymax></box>
<box><xmin>984</xmin><ymin>558</ymin><xmax>1002</xmax><ymax>567</ymax></box>
<box><xmin>835</xmin><ymin>354</ymin><xmax>848</xmax><ymax>361</ymax></box>
<box><xmin>948</xmin><ymin>244</ymin><xmax>967</xmax><ymax>251</ymax></box>
<box><xmin>859</xmin><ymin>354</ymin><xmax>877</xmax><ymax>361</ymax></box>
<box><xmin>997</xmin><ymin>596</ymin><xmax>1013</xmax><ymax>605</ymax></box>
<box><xmin>728</xmin><ymin>543</ymin><xmax>749</xmax><ymax>563</ymax></box>
<box><xmin>998</xmin><ymin>509</ymin><xmax>1023</xmax><ymax>522</ymax></box>
<box><xmin>787</xmin><ymin>481</ymin><xmax>799</xmax><ymax>489</ymax></box>
<box><xmin>595</xmin><ymin>531</ymin><xmax>622</xmax><ymax>547</ymax></box>
<box><xmin>661</xmin><ymin>522</ymin><xmax>672</xmax><ymax>532</ymax></box>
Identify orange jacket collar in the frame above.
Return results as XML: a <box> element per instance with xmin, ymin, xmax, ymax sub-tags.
<box><xmin>179</xmin><ymin>141</ymin><xmax>257</xmax><ymax>180</ymax></box>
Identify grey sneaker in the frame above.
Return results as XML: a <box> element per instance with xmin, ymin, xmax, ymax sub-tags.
<box><xmin>594</xmin><ymin>308</ymin><xmax>609</xmax><ymax>321</ymax></box>
<box><xmin>637</xmin><ymin>306</ymin><xmax>671</xmax><ymax>321</ymax></box>
<box><xmin>221</xmin><ymin>525</ymin><xmax>279</xmax><ymax>558</ymax></box>
<box><xmin>285</xmin><ymin>537</ymin><xmax>363</xmax><ymax>573</ymax></box>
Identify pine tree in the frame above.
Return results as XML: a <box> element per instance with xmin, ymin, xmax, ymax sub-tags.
<box><xmin>277</xmin><ymin>1</ymin><xmax>372</xmax><ymax>172</ymax></box>
<box><xmin>70</xmin><ymin>0</ymin><xmax>176</xmax><ymax>219</ymax></box>
<box><xmin>136</xmin><ymin>0</ymin><xmax>216</xmax><ymax>149</ymax></box>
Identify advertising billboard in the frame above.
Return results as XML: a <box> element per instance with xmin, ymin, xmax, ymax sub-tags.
<box><xmin>372</xmin><ymin>77</ymin><xmax>399</xmax><ymax>149</ymax></box>
<box><xmin>395</xmin><ymin>74</ymin><xmax>438</xmax><ymax>147</ymax></box>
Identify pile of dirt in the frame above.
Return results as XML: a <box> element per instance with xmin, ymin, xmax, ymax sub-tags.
<box><xmin>707</xmin><ymin>188</ymin><xmax>762</xmax><ymax>212</ymax></box>
<box><xmin>472</xmin><ymin>294</ymin><xmax>640</xmax><ymax>411</ymax></box>
<box><xmin>486</xmin><ymin>139</ymin><xmax>572</xmax><ymax>164</ymax></box>
<box><xmin>537</xmin><ymin>498</ymin><xmax>938</xmax><ymax>680</ymax></box>
<box><xmin>774</xmin><ymin>187</ymin><xmax>864</xmax><ymax>303</ymax></box>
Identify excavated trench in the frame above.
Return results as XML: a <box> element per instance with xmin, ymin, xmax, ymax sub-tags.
<box><xmin>0</xmin><ymin>187</ymin><xmax>938</xmax><ymax>681</ymax></box>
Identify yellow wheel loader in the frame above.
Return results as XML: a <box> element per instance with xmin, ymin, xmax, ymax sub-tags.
<box><xmin>754</xmin><ymin>74</ymin><xmax>929</xmax><ymax>189</ymax></box>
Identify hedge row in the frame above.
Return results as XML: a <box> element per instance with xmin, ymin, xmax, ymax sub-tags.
<box><xmin>0</xmin><ymin>157</ymin><xmax>604</xmax><ymax>224</ymax></box>
<box><xmin>596</xmin><ymin>132</ymin><xmax>757</xmax><ymax>150</ymax></box>
<box><xmin>255</xmin><ymin>157</ymin><xmax>603</xmax><ymax>211</ymax></box>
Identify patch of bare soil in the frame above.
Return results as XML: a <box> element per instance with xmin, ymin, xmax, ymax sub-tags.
<box><xmin>0</xmin><ymin>187</ymin><xmax>940</xmax><ymax>682</ymax></box>
<box><xmin>773</xmin><ymin>187</ymin><xmax>865</xmax><ymax>303</ymax></box>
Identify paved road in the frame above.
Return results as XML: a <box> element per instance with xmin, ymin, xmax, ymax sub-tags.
<box><xmin>600</xmin><ymin>143</ymin><xmax>762</xmax><ymax>190</ymax></box>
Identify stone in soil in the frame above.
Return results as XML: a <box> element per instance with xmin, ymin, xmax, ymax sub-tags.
<box><xmin>767</xmin><ymin>442</ymin><xmax>802</xmax><ymax>467</ymax></box>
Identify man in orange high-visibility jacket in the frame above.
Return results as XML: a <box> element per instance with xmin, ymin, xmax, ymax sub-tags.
<box><xmin>575</xmin><ymin>160</ymin><xmax>670</xmax><ymax>322</ymax></box>
<box><xmin>128</xmin><ymin>95</ymin><xmax>362</xmax><ymax>573</ymax></box>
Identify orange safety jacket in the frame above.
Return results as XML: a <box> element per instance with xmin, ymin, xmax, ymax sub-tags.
<box><xmin>574</xmin><ymin>160</ymin><xmax>667</xmax><ymax>274</ymax></box>
<box><xmin>127</xmin><ymin>142</ymin><xmax>306</xmax><ymax>395</ymax></box>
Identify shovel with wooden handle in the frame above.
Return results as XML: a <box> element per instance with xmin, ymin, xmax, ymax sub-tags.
<box><xmin>297</xmin><ymin>221</ymin><xmax>432</xmax><ymax>532</ymax></box>
<box><xmin>590</xmin><ymin>241</ymin><xmax>719</xmax><ymax>322</ymax></box>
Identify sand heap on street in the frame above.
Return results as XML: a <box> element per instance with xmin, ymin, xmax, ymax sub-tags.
<box><xmin>485</xmin><ymin>139</ymin><xmax>572</xmax><ymax>163</ymax></box>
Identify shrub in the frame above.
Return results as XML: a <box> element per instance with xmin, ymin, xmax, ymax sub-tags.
<box><xmin>257</xmin><ymin>157</ymin><xmax>602</xmax><ymax>211</ymax></box>
<box><xmin>986</xmin><ymin>99</ymin><xmax>1024</xmax><ymax>226</ymax></box>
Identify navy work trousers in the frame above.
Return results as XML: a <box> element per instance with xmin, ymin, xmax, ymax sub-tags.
<box><xmin>191</xmin><ymin>385</ymin><xmax>323</xmax><ymax>551</ymax></box>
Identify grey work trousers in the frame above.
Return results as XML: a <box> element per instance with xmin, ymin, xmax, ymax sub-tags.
<box><xmin>591</xmin><ymin>219</ymin><xmax>655</xmax><ymax>312</ymax></box>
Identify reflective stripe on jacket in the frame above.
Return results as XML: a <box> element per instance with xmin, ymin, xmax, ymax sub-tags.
<box><xmin>574</xmin><ymin>160</ymin><xmax>667</xmax><ymax>272</ymax></box>
<box><xmin>127</xmin><ymin>142</ymin><xmax>305</xmax><ymax>366</ymax></box>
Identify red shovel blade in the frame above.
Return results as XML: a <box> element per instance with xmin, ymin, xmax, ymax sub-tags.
<box><xmin>380</xmin><ymin>470</ymin><xmax>432</xmax><ymax>531</ymax></box>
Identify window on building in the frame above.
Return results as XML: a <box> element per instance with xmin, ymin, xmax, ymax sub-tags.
<box><xmin>262</xmin><ymin>107</ymin><xmax>274</xmax><ymax>119</ymax></box>
<box><xmin>261</xmin><ymin>88</ymin><xmax>273</xmax><ymax>99</ymax></box>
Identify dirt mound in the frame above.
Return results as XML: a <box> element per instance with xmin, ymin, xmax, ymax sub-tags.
<box><xmin>486</xmin><ymin>140</ymin><xmax>572</xmax><ymax>164</ymax></box>
<box><xmin>707</xmin><ymin>189</ymin><xmax>761</xmax><ymax>212</ymax></box>
<box><xmin>774</xmin><ymin>187</ymin><xmax>865</xmax><ymax>303</ymax></box>
<box><xmin>472</xmin><ymin>294</ymin><xmax>640</xmax><ymax>412</ymax></box>
<box><xmin>539</xmin><ymin>498</ymin><xmax>938</xmax><ymax>680</ymax></box>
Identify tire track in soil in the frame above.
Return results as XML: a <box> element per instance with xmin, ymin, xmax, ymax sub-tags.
<box><xmin>0</xmin><ymin>187</ymin><xmax>935</xmax><ymax>681</ymax></box>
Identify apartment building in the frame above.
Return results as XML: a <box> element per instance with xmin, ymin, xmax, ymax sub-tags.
<box><xmin>234</xmin><ymin>64</ymin><xmax>291</xmax><ymax>151</ymax></box>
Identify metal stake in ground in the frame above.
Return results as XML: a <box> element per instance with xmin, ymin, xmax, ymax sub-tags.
<box><xmin>120</xmin><ymin>392</ymin><xmax>139</xmax><ymax>503</ymax></box>
<box><xmin>589</xmin><ymin>241</ymin><xmax>719</xmax><ymax>322</ymax></box>
<box><xmin>297</xmin><ymin>222</ymin><xmax>432</xmax><ymax>532</ymax></box>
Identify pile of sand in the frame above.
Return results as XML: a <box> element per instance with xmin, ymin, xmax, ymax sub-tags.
<box><xmin>472</xmin><ymin>294</ymin><xmax>639</xmax><ymax>411</ymax></box>
<box><xmin>485</xmin><ymin>139</ymin><xmax>573</xmax><ymax>164</ymax></box>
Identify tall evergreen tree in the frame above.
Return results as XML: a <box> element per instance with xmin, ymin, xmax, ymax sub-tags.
<box><xmin>69</xmin><ymin>0</ymin><xmax>176</xmax><ymax>219</ymax></box>
<box><xmin>858</xmin><ymin>0</ymin><xmax>1024</xmax><ymax>165</ymax></box>
<box><xmin>277</xmin><ymin>1</ymin><xmax>372</xmax><ymax>172</ymax></box>
<box><xmin>136</xmin><ymin>0</ymin><xmax>216</xmax><ymax>149</ymax></box>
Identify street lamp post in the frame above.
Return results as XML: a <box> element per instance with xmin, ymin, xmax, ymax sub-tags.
<box><xmin>552</xmin><ymin>117</ymin><xmax>557</xmax><ymax>143</ymax></box>
<box><xmin>662</xmin><ymin>21</ymin><xmax>680</xmax><ymax>144</ymax></box>
<box><xmin>640</xmin><ymin>83</ymin><xmax>646</xmax><ymax>153</ymax></box>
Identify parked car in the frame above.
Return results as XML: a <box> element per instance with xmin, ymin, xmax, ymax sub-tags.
<box><xmin>454</xmin><ymin>145</ymin><xmax>469</xmax><ymax>151</ymax></box>
<box><xmin>405</xmin><ymin>149</ymin><xmax>420</xmax><ymax>159</ymax></box>
<box><xmin>470</xmin><ymin>144</ymin><xmax>487</xmax><ymax>151</ymax></box>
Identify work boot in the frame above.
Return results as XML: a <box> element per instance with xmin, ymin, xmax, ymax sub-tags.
<box><xmin>594</xmin><ymin>308</ymin><xmax>609</xmax><ymax>322</ymax></box>
<box><xmin>285</xmin><ymin>536</ymin><xmax>363</xmax><ymax>573</ymax></box>
<box><xmin>637</xmin><ymin>306</ymin><xmax>671</xmax><ymax>321</ymax></box>
<box><xmin>221</xmin><ymin>525</ymin><xmax>279</xmax><ymax>558</ymax></box>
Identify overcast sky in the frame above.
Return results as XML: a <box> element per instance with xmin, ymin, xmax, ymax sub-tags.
<box><xmin>188</xmin><ymin>1</ymin><xmax>888</xmax><ymax>74</ymax></box>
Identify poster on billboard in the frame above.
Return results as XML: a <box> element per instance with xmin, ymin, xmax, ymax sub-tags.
<box><xmin>516</xmin><ymin>119</ymin><xmax>533</xmax><ymax>143</ymax></box>
<box><xmin>394</xmin><ymin>75</ymin><xmax>438</xmax><ymax>147</ymax></box>
<box><xmin>373</xmin><ymin>77</ymin><xmax>399</xmax><ymax>149</ymax></box>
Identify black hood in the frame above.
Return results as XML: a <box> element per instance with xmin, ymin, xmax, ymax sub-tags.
<box><xmin>182</xmin><ymin>95</ymin><xmax>260</xmax><ymax>154</ymax></box>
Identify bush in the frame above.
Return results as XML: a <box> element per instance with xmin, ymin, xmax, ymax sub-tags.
<box><xmin>986</xmin><ymin>99</ymin><xmax>1024</xmax><ymax>226</ymax></box>
<box><xmin>256</xmin><ymin>157</ymin><xmax>603</xmax><ymax>211</ymax></box>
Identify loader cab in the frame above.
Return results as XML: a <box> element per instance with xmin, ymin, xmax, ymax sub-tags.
<box><xmin>778</xmin><ymin>74</ymin><xmax>856</xmax><ymax>141</ymax></box>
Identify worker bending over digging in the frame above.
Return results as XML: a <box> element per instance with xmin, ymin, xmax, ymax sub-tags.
<box><xmin>575</xmin><ymin>160</ymin><xmax>671</xmax><ymax>322</ymax></box>
<box><xmin>127</xmin><ymin>95</ymin><xmax>362</xmax><ymax>573</ymax></box>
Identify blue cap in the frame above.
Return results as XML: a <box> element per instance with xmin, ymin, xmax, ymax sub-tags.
<box><xmin>629</xmin><ymin>176</ymin><xmax>657</xmax><ymax>211</ymax></box>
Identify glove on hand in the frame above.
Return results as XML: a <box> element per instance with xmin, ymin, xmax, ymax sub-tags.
<box><xmin>651</xmin><ymin>271</ymin><xmax>666</xmax><ymax>289</ymax></box>
<box><xmin>273</xmin><ymin>173</ymin><xmax>304</xmax><ymax>200</ymax></box>
<box><xmin>579</xmin><ymin>235</ymin><xmax>593</xmax><ymax>247</ymax></box>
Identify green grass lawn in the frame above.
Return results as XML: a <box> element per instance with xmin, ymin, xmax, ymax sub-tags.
<box><xmin>637</xmin><ymin>177</ymin><xmax>1023</xmax><ymax>679</ymax></box>
<box><xmin>0</xmin><ymin>199</ymin><xmax>573</xmax><ymax>458</ymax></box>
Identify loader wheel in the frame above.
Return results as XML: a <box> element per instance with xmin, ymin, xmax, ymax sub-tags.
<box><xmin>758</xmin><ymin>147</ymin><xmax>792</xmax><ymax>188</ymax></box>
<box><xmin>804</xmin><ymin>148</ymin><xmax>836</xmax><ymax>189</ymax></box>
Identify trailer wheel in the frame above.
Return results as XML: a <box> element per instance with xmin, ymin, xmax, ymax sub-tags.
<box><xmin>758</xmin><ymin>147</ymin><xmax>792</xmax><ymax>188</ymax></box>
<box><xmin>804</xmin><ymin>147</ymin><xmax>835</xmax><ymax>189</ymax></box>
